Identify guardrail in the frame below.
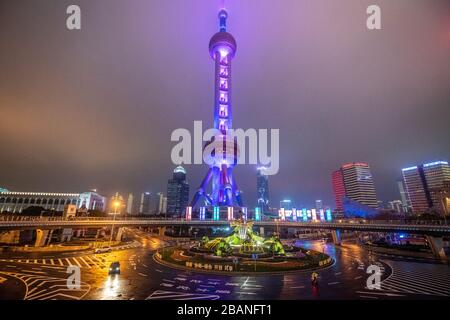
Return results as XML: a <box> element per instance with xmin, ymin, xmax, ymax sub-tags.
<box><xmin>0</xmin><ymin>217</ymin><xmax>449</xmax><ymax>235</ymax></box>
<box><xmin>0</xmin><ymin>215</ymin><xmax>448</xmax><ymax>225</ymax></box>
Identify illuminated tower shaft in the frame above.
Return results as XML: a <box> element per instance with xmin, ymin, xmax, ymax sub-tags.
<box><xmin>191</xmin><ymin>8</ymin><xmax>243</xmax><ymax>208</ymax></box>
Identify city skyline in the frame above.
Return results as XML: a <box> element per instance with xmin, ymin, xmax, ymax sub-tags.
<box><xmin>1</xmin><ymin>0</ymin><xmax>449</xmax><ymax>208</ymax></box>
<box><xmin>0</xmin><ymin>0</ymin><xmax>449</xmax><ymax>305</ymax></box>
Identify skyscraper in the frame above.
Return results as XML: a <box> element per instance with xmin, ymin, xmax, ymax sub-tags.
<box><xmin>315</xmin><ymin>200</ymin><xmax>323</xmax><ymax>211</ymax></box>
<box><xmin>126</xmin><ymin>193</ymin><xmax>134</xmax><ymax>214</ymax></box>
<box><xmin>155</xmin><ymin>192</ymin><xmax>164</xmax><ymax>214</ymax></box>
<box><xmin>402</xmin><ymin>161</ymin><xmax>450</xmax><ymax>215</ymax></box>
<box><xmin>332</xmin><ymin>170</ymin><xmax>346</xmax><ymax>212</ymax></box>
<box><xmin>167</xmin><ymin>166</ymin><xmax>190</xmax><ymax>217</ymax></box>
<box><xmin>397</xmin><ymin>180</ymin><xmax>411</xmax><ymax>212</ymax></box>
<box><xmin>332</xmin><ymin>162</ymin><xmax>378</xmax><ymax>211</ymax></box>
<box><xmin>190</xmin><ymin>6</ymin><xmax>243</xmax><ymax>208</ymax></box>
<box><xmin>139</xmin><ymin>192</ymin><xmax>151</xmax><ymax>215</ymax></box>
<box><xmin>257</xmin><ymin>166</ymin><xmax>269</xmax><ymax>212</ymax></box>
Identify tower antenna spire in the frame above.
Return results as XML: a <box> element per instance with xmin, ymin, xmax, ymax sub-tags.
<box><xmin>218</xmin><ymin>7</ymin><xmax>228</xmax><ymax>32</ymax></box>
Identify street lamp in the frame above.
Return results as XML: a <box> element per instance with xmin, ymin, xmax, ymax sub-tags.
<box><xmin>109</xmin><ymin>200</ymin><xmax>120</xmax><ymax>246</ymax></box>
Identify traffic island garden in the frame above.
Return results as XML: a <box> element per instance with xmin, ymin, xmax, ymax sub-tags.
<box><xmin>155</xmin><ymin>219</ymin><xmax>333</xmax><ymax>274</ymax></box>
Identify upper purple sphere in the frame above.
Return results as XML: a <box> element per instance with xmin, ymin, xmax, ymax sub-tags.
<box><xmin>209</xmin><ymin>31</ymin><xmax>237</xmax><ymax>60</ymax></box>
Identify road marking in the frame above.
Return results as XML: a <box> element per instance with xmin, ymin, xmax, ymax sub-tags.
<box><xmin>50</xmin><ymin>259</ymin><xmax>55</xmax><ymax>265</ymax></box>
<box><xmin>20</xmin><ymin>270</ymin><xmax>46</xmax><ymax>274</ymax></box>
<box><xmin>6</xmin><ymin>265</ymin><xmax>17</xmax><ymax>268</ymax></box>
<box><xmin>146</xmin><ymin>290</ymin><xmax>219</xmax><ymax>300</ymax></box>
<box><xmin>236</xmin><ymin>291</ymin><xmax>257</xmax><ymax>295</ymax></box>
<box><xmin>290</xmin><ymin>285</ymin><xmax>305</xmax><ymax>289</ymax></box>
<box><xmin>335</xmin><ymin>272</ymin><xmax>342</xmax><ymax>275</ymax></box>
<box><xmin>34</xmin><ymin>260</ymin><xmax>38</xmax><ymax>264</ymax></box>
<box><xmin>58</xmin><ymin>259</ymin><xmax>63</xmax><ymax>266</ymax></box>
<box><xmin>138</xmin><ymin>273</ymin><xmax>148</xmax><ymax>277</ymax></box>
<box><xmin>354</xmin><ymin>276</ymin><xmax>363</xmax><ymax>280</ymax></box>
<box><xmin>84</xmin><ymin>256</ymin><xmax>96</xmax><ymax>265</ymax></box>
<box><xmin>328</xmin><ymin>282</ymin><xmax>340</xmax><ymax>285</ymax></box>
<box><xmin>0</xmin><ymin>276</ymin><xmax>7</xmax><ymax>284</ymax></box>
<box><xmin>64</xmin><ymin>258</ymin><xmax>71</xmax><ymax>266</ymax></box>
<box><xmin>163</xmin><ymin>279</ymin><xmax>175</xmax><ymax>283</ymax></box>
<box><xmin>42</xmin><ymin>259</ymin><xmax>46</xmax><ymax>265</ymax></box>
<box><xmin>72</xmin><ymin>258</ymin><xmax>83</xmax><ymax>268</ymax></box>
<box><xmin>356</xmin><ymin>291</ymin><xmax>406</xmax><ymax>297</ymax></box>
<box><xmin>78</xmin><ymin>257</ymin><xmax>91</xmax><ymax>268</ymax></box>
<box><xmin>225</xmin><ymin>282</ymin><xmax>239</xmax><ymax>287</ymax></box>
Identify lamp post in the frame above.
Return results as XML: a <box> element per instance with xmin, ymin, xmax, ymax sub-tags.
<box><xmin>109</xmin><ymin>200</ymin><xmax>120</xmax><ymax>246</ymax></box>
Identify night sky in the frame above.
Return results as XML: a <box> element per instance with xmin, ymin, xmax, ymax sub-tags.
<box><xmin>0</xmin><ymin>0</ymin><xmax>449</xmax><ymax>208</ymax></box>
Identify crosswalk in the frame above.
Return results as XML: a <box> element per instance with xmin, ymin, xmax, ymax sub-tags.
<box><xmin>1</xmin><ymin>271</ymin><xmax>90</xmax><ymax>300</ymax></box>
<box><xmin>359</xmin><ymin>259</ymin><xmax>450</xmax><ymax>298</ymax></box>
<box><xmin>0</xmin><ymin>254</ymin><xmax>109</xmax><ymax>269</ymax></box>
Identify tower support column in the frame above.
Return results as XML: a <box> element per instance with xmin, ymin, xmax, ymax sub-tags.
<box><xmin>331</xmin><ymin>229</ymin><xmax>341</xmax><ymax>245</ymax></box>
<box><xmin>35</xmin><ymin>229</ymin><xmax>50</xmax><ymax>247</ymax></box>
<box><xmin>426</xmin><ymin>235</ymin><xmax>447</xmax><ymax>259</ymax></box>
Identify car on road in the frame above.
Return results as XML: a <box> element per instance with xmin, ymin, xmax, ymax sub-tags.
<box><xmin>109</xmin><ymin>262</ymin><xmax>121</xmax><ymax>275</ymax></box>
<box><xmin>94</xmin><ymin>247</ymin><xmax>112</xmax><ymax>254</ymax></box>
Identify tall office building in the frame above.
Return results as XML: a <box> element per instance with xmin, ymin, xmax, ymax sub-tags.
<box><xmin>280</xmin><ymin>199</ymin><xmax>293</xmax><ymax>210</ymax></box>
<box><xmin>402</xmin><ymin>161</ymin><xmax>450</xmax><ymax>215</ymax></box>
<box><xmin>388</xmin><ymin>200</ymin><xmax>403</xmax><ymax>213</ymax></box>
<box><xmin>332</xmin><ymin>162</ymin><xmax>378</xmax><ymax>211</ymax></box>
<box><xmin>126</xmin><ymin>193</ymin><xmax>134</xmax><ymax>214</ymax></box>
<box><xmin>332</xmin><ymin>170</ymin><xmax>346</xmax><ymax>211</ymax></box>
<box><xmin>397</xmin><ymin>180</ymin><xmax>411</xmax><ymax>212</ymax></box>
<box><xmin>155</xmin><ymin>192</ymin><xmax>164</xmax><ymax>214</ymax></box>
<box><xmin>315</xmin><ymin>200</ymin><xmax>323</xmax><ymax>211</ymax></box>
<box><xmin>257</xmin><ymin>166</ymin><xmax>270</xmax><ymax>212</ymax></box>
<box><xmin>139</xmin><ymin>192</ymin><xmax>152</xmax><ymax>215</ymax></box>
<box><xmin>167</xmin><ymin>166</ymin><xmax>190</xmax><ymax>217</ymax></box>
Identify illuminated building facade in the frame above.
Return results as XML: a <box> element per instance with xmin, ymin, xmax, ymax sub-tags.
<box><xmin>167</xmin><ymin>166</ymin><xmax>189</xmax><ymax>217</ymax></box>
<box><xmin>139</xmin><ymin>192</ymin><xmax>152</xmax><ymax>215</ymax></box>
<box><xmin>0</xmin><ymin>189</ymin><xmax>105</xmax><ymax>213</ymax></box>
<box><xmin>332</xmin><ymin>170</ymin><xmax>346</xmax><ymax>211</ymax></box>
<box><xmin>257</xmin><ymin>167</ymin><xmax>270</xmax><ymax>212</ymax></box>
<box><xmin>402</xmin><ymin>161</ymin><xmax>450</xmax><ymax>215</ymax></box>
<box><xmin>190</xmin><ymin>7</ymin><xmax>243</xmax><ymax>209</ymax></box>
<box><xmin>332</xmin><ymin>162</ymin><xmax>378</xmax><ymax>212</ymax></box>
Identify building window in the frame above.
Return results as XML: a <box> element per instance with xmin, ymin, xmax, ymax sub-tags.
<box><xmin>24</xmin><ymin>198</ymin><xmax>29</xmax><ymax>204</ymax></box>
<box><xmin>0</xmin><ymin>198</ymin><xmax>4</xmax><ymax>204</ymax></box>
<box><xmin>42</xmin><ymin>199</ymin><xmax>47</xmax><ymax>205</ymax></box>
<box><xmin>36</xmin><ymin>199</ymin><xmax>41</xmax><ymax>205</ymax></box>
<box><xmin>18</xmin><ymin>198</ymin><xmax>23</xmax><ymax>204</ymax></box>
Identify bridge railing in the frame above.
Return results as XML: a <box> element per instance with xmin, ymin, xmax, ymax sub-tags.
<box><xmin>0</xmin><ymin>215</ymin><xmax>448</xmax><ymax>226</ymax></box>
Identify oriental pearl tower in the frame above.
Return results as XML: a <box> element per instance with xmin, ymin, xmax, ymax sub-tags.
<box><xmin>189</xmin><ymin>6</ymin><xmax>244</xmax><ymax>215</ymax></box>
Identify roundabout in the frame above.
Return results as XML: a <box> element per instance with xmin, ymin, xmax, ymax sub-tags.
<box><xmin>155</xmin><ymin>219</ymin><xmax>333</xmax><ymax>275</ymax></box>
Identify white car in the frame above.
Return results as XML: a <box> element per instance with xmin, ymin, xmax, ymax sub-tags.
<box><xmin>94</xmin><ymin>247</ymin><xmax>112</xmax><ymax>254</ymax></box>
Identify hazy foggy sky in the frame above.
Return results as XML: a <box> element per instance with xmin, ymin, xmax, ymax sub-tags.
<box><xmin>0</xmin><ymin>0</ymin><xmax>449</xmax><ymax>208</ymax></box>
